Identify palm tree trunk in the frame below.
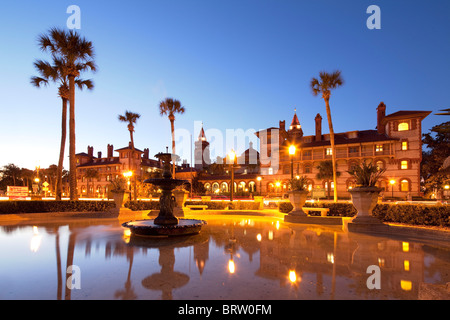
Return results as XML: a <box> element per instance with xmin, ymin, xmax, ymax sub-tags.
<box><xmin>56</xmin><ymin>98</ymin><xmax>67</xmax><ymax>201</ymax></box>
<box><xmin>68</xmin><ymin>75</ymin><xmax>77</xmax><ymax>200</ymax></box>
<box><xmin>170</xmin><ymin>118</ymin><xmax>176</xmax><ymax>178</ymax></box>
<box><xmin>324</xmin><ymin>98</ymin><xmax>338</xmax><ymax>202</ymax></box>
<box><xmin>130</xmin><ymin>131</ymin><xmax>138</xmax><ymax>201</ymax></box>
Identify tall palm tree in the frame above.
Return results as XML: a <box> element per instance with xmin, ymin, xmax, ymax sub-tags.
<box><xmin>311</xmin><ymin>70</ymin><xmax>344</xmax><ymax>202</ymax></box>
<box><xmin>316</xmin><ymin>160</ymin><xmax>341</xmax><ymax>199</ymax></box>
<box><xmin>37</xmin><ymin>27</ymin><xmax>96</xmax><ymax>200</ymax></box>
<box><xmin>118</xmin><ymin>111</ymin><xmax>141</xmax><ymax>200</ymax></box>
<box><xmin>159</xmin><ymin>98</ymin><xmax>185</xmax><ymax>177</ymax></box>
<box><xmin>31</xmin><ymin>56</ymin><xmax>93</xmax><ymax>200</ymax></box>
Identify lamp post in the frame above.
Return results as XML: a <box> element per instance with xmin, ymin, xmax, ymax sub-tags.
<box><xmin>228</xmin><ymin>150</ymin><xmax>236</xmax><ymax>202</ymax></box>
<box><xmin>123</xmin><ymin>171</ymin><xmax>133</xmax><ymax>200</ymax></box>
<box><xmin>389</xmin><ymin>179</ymin><xmax>396</xmax><ymax>199</ymax></box>
<box><xmin>289</xmin><ymin>145</ymin><xmax>296</xmax><ymax>179</ymax></box>
<box><xmin>275</xmin><ymin>181</ymin><xmax>281</xmax><ymax>197</ymax></box>
<box><xmin>257</xmin><ymin>176</ymin><xmax>262</xmax><ymax>196</ymax></box>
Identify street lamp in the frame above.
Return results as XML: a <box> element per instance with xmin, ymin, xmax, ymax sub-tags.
<box><xmin>228</xmin><ymin>150</ymin><xmax>236</xmax><ymax>202</ymax></box>
<box><xmin>389</xmin><ymin>179</ymin><xmax>396</xmax><ymax>199</ymax></box>
<box><xmin>257</xmin><ymin>176</ymin><xmax>262</xmax><ymax>196</ymax></box>
<box><xmin>275</xmin><ymin>181</ymin><xmax>281</xmax><ymax>196</ymax></box>
<box><xmin>123</xmin><ymin>171</ymin><xmax>133</xmax><ymax>200</ymax></box>
<box><xmin>289</xmin><ymin>145</ymin><xmax>296</xmax><ymax>179</ymax></box>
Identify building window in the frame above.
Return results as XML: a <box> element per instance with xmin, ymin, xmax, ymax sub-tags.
<box><xmin>401</xmin><ymin>160</ymin><xmax>408</xmax><ymax>170</ymax></box>
<box><xmin>268</xmin><ymin>168</ymin><xmax>273</xmax><ymax>175</ymax></box>
<box><xmin>304</xmin><ymin>165</ymin><xmax>312</xmax><ymax>174</ymax></box>
<box><xmin>401</xmin><ymin>141</ymin><xmax>408</xmax><ymax>151</ymax></box>
<box><xmin>398</xmin><ymin>122</ymin><xmax>410</xmax><ymax>131</ymax></box>
<box><xmin>376</xmin><ymin>160</ymin><xmax>385</xmax><ymax>170</ymax></box>
<box><xmin>376</xmin><ymin>145</ymin><xmax>383</xmax><ymax>152</ymax></box>
<box><xmin>349</xmin><ymin>146</ymin><xmax>359</xmax><ymax>154</ymax></box>
<box><xmin>400</xmin><ymin>179</ymin><xmax>410</xmax><ymax>192</ymax></box>
<box><xmin>326</xmin><ymin>148</ymin><xmax>332</xmax><ymax>156</ymax></box>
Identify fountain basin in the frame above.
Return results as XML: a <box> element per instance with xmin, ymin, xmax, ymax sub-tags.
<box><xmin>122</xmin><ymin>219</ymin><xmax>207</xmax><ymax>237</ymax></box>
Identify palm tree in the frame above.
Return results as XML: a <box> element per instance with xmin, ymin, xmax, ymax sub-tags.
<box><xmin>118</xmin><ymin>111</ymin><xmax>141</xmax><ymax>200</ymax></box>
<box><xmin>31</xmin><ymin>56</ymin><xmax>93</xmax><ymax>200</ymax></box>
<box><xmin>316</xmin><ymin>160</ymin><xmax>341</xmax><ymax>199</ymax></box>
<box><xmin>159</xmin><ymin>98</ymin><xmax>185</xmax><ymax>177</ymax></box>
<box><xmin>311</xmin><ymin>70</ymin><xmax>344</xmax><ymax>202</ymax></box>
<box><xmin>37</xmin><ymin>27</ymin><xmax>96</xmax><ymax>200</ymax></box>
<box><xmin>84</xmin><ymin>168</ymin><xmax>99</xmax><ymax>197</ymax></box>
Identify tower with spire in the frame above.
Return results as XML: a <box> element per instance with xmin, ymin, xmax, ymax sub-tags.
<box><xmin>288</xmin><ymin>109</ymin><xmax>303</xmax><ymax>139</ymax></box>
<box><xmin>194</xmin><ymin>125</ymin><xmax>211</xmax><ymax>170</ymax></box>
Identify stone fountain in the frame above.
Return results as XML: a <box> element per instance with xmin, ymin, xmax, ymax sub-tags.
<box><xmin>122</xmin><ymin>151</ymin><xmax>206</xmax><ymax>237</ymax></box>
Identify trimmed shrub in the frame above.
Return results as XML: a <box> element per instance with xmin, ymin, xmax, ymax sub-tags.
<box><xmin>279</xmin><ymin>201</ymin><xmax>450</xmax><ymax>227</ymax></box>
<box><xmin>0</xmin><ymin>200</ymin><xmax>114</xmax><ymax>214</ymax></box>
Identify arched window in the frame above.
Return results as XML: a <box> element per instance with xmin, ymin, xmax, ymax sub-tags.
<box><xmin>268</xmin><ymin>183</ymin><xmax>274</xmax><ymax>193</ymax></box>
<box><xmin>212</xmin><ymin>182</ymin><xmax>220</xmax><ymax>193</ymax></box>
<box><xmin>400</xmin><ymin>179</ymin><xmax>410</xmax><ymax>192</ymax></box>
<box><xmin>398</xmin><ymin>122</ymin><xmax>409</xmax><ymax>131</ymax></box>
<box><xmin>220</xmin><ymin>182</ymin><xmax>228</xmax><ymax>192</ymax></box>
<box><xmin>248</xmin><ymin>181</ymin><xmax>256</xmax><ymax>193</ymax></box>
<box><xmin>204</xmin><ymin>183</ymin><xmax>211</xmax><ymax>192</ymax></box>
<box><xmin>376</xmin><ymin>160</ymin><xmax>385</xmax><ymax>170</ymax></box>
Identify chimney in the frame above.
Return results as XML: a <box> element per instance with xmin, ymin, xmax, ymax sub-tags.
<box><xmin>97</xmin><ymin>151</ymin><xmax>102</xmax><ymax>158</ymax></box>
<box><xmin>279</xmin><ymin>120</ymin><xmax>285</xmax><ymax>132</ymax></box>
<box><xmin>143</xmin><ymin>148</ymin><xmax>149</xmax><ymax>159</ymax></box>
<box><xmin>87</xmin><ymin>146</ymin><xmax>93</xmax><ymax>158</ymax></box>
<box><xmin>377</xmin><ymin>102</ymin><xmax>386</xmax><ymax>134</ymax></box>
<box><xmin>107</xmin><ymin>144</ymin><xmax>113</xmax><ymax>158</ymax></box>
<box><xmin>315</xmin><ymin>113</ymin><xmax>322</xmax><ymax>141</ymax></box>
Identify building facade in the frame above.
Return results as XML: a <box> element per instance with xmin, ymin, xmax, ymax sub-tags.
<box><xmin>199</xmin><ymin>103</ymin><xmax>430</xmax><ymax>199</ymax></box>
<box><xmin>74</xmin><ymin>143</ymin><xmax>160</xmax><ymax>198</ymax></box>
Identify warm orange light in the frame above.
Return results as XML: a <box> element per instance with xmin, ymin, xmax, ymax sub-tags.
<box><xmin>123</xmin><ymin>171</ymin><xmax>133</xmax><ymax>178</ymax></box>
<box><xmin>257</xmin><ymin>176</ymin><xmax>262</xmax><ymax>182</ymax></box>
<box><xmin>289</xmin><ymin>145</ymin><xmax>296</xmax><ymax>155</ymax></box>
<box><xmin>275</xmin><ymin>181</ymin><xmax>281</xmax><ymax>187</ymax></box>
<box><xmin>445</xmin><ymin>185</ymin><xmax>450</xmax><ymax>190</ymax></box>
<box><xmin>228</xmin><ymin>150</ymin><xmax>236</xmax><ymax>162</ymax></box>
<box><xmin>389</xmin><ymin>179</ymin><xmax>396</xmax><ymax>185</ymax></box>
<box><xmin>228</xmin><ymin>259</ymin><xmax>235</xmax><ymax>274</ymax></box>
<box><xmin>289</xmin><ymin>270</ymin><xmax>297</xmax><ymax>283</ymax></box>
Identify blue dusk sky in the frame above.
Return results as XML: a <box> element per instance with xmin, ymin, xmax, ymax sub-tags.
<box><xmin>0</xmin><ymin>0</ymin><xmax>449</xmax><ymax>170</ymax></box>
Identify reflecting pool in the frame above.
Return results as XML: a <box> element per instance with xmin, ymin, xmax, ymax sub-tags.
<box><xmin>0</xmin><ymin>215</ymin><xmax>449</xmax><ymax>300</ymax></box>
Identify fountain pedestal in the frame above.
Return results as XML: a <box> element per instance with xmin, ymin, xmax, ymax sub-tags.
<box><xmin>122</xmin><ymin>152</ymin><xmax>206</xmax><ymax>237</ymax></box>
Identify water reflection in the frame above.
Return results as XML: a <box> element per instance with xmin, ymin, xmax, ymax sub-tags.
<box><xmin>0</xmin><ymin>216</ymin><xmax>449</xmax><ymax>300</ymax></box>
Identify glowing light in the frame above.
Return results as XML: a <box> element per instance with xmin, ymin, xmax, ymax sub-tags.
<box><xmin>256</xmin><ymin>233</ymin><xmax>262</xmax><ymax>242</ymax></box>
<box><xmin>402</xmin><ymin>242</ymin><xmax>409</xmax><ymax>252</ymax></box>
<box><xmin>289</xmin><ymin>145</ymin><xmax>296</xmax><ymax>155</ymax></box>
<box><xmin>400</xmin><ymin>280</ymin><xmax>412</xmax><ymax>291</ymax></box>
<box><xmin>228</xmin><ymin>150</ymin><xmax>236</xmax><ymax>162</ymax></box>
<box><xmin>289</xmin><ymin>270</ymin><xmax>297</xmax><ymax>283</ymax></box>
<box><xmin>389</xmin><ymin>179</ymin><xmax>396</xmax><ymax>185</ymax></box>
<box><xmin>123</xmin><ymin>171</ymin><xmax>133</xmax><ymax>178</ymax></box>
<box><xmin>30</xmin><ymin>226</ymin><xmax>42</xmax><ymax>252</ymax></box>
<box><xmin>404</xmin><ymin>260</ymin><xmax>410</xmax><ymax>271</ymax></box>
<box><xmin>228</xmin><ymin>259</ymin><xmax>235</xmax><ymax>274</ymax></box>
<box><xmin>327</xmin><ymin>253</ymin><xmax>334</xmax><ymax>264</ymax></box>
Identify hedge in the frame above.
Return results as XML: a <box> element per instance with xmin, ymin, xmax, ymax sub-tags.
<box><xmin>279</xmin><ymin>202</ymin><xmax>450</xmax><ymax>227</ymax></box>
<box><xmin>0</xmin><ymin>200</ymin><xmax>115</xmax><ymax>214</ymax></box>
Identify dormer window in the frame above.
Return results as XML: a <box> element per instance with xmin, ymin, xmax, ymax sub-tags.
<box><xmin>398</xmin><ymin>121</ymin><xmax>410</xmax><ymax>131</ymax></box>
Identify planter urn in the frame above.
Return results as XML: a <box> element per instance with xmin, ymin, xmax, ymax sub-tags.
<box><xmin>349</xmin><ymin>187</ymin><xmax>383</xmax><ymax>224</ymax></box>
<box><xmin>287</xmin><ymin>190</ymin><xmax>309</xmax><ymax>216</ymax></box>
<box><xmin>173</xmin><ymin>189</ymin><xmax>189</xmax><ymax>217</ymax></box>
